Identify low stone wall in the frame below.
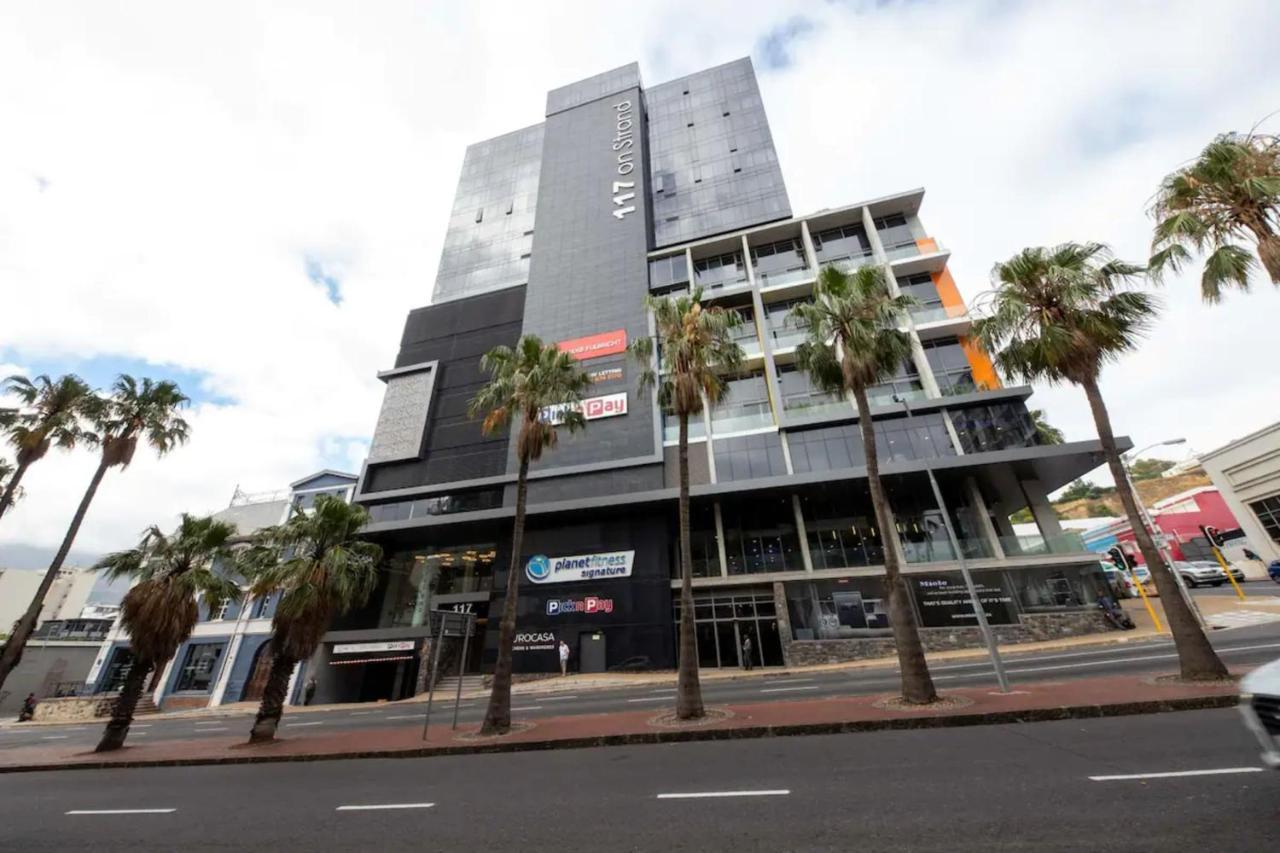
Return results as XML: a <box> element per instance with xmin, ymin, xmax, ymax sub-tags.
<box><xmin>32</xmin><ymin>695</ymin><xmax>116</xmax><ymax>722</ymax></box>
<box><xmin>786</xmin><ymin>610</ymin><xmax>1115</xmax><ymax>667</ymax></box>
<box><xmin>161</xmin><ymin>695</ymin><xmax>210</xmax><ymax>712</ymax></box>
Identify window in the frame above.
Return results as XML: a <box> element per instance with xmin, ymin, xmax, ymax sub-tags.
<box><xmin>812</xmin><ymin>223</ymin><xmax>871</xmax><ymax>262</ymax></box>
<box><xmin>693</xmin><ymin>251</ymin><xmax>747</xmax><ymax>289</ymax></box>
<box><xmin>675</xmin><ymin>501</ymin><xmax>721</xmax><ymax>578</ymax></box>
<box><xmin>776</xmin><ymin>364</ymin><xmax>844</xmax><ymax>415</ymax></box>
<box><xmin>867</xmin><ymin>358</ymin><xmax>924</xmax><ymax>405</ymax></box>
<box><xmin>950</xmin><ymin>403</ymin><xmax>1039</xmax><ymax>453</ymax></box>
<box><xmin>173</xmin><ymin>643</ymin><xmax>225</xmax><ymax>693</ymax></box>
<box><xmin>721</xmin><ymin>495</ymin><xmax>804</xmax><ymax>574</ymax></box>
<box><xmin>798</xmin><ymin>486</ymin><xmax>885</xmax><ymax>570</ymax></box>
<box><xmin>897</xmin><ymin>273</ymin><xmax>943</xmax><ymax>311</ymax></box>
<box><xmin>208</xmin><ymin>598</ymin><xmax>230</xmax><ymax>621</ymax></box>
<box><xmin>788</xmin><ymin>425</ymin><xmax>863</xmax><ymax>474</ymax></box>
<box><xmin>1251</xmin><ymin>496</ymin><xmax>1280</xmax><ymax>545</ymax></box>
<box><xmin>710</xmin><ymin>371</ymin><xmax>772</xmax><ymax>432</ymax></box>
<box><xmin>873</xmin><ymin>212</ymin><xmax>914</xmax><ymax>252</ymax></box>
<box><xmin>922</xmin><ymin>338</ymin><xmax>977</xmax><ymax>395</ymax></box>
<box><xmin>873</xmin><ymin>413</ymin><xmax>956</xmax><ymax>461</ymax></box>
<box><xmin>713</xmin><ymin>432</ymin><xmax>787</xmax><ymax>482</ymax></box>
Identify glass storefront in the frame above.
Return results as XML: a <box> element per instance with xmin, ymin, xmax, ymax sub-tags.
<box><xmin>676</xmin><ymin>588</ymin><xmax>785</xmax><ymax>668</ymax></box>
<box><xmin>382</xmin><ymin>545</ymin><xmax>497</xmax><ymax>627</ymax></box>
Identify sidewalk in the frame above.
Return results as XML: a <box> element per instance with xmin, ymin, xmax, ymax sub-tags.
<box><xmin>0</xmin><ymin>670</ymin><xmax>1244</xmax><ymax>774</ymax></box>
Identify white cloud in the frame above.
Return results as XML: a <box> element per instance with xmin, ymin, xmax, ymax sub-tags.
<box><xmin>0</xmin><ymin>0</ymin><xmax>1276</xmax><ymax>556</ymax></box>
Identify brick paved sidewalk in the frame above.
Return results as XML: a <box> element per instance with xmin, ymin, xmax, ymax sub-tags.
<box><xmin>0</xmin><ymin>671</ymin><xmax>1243</xmax><ymax>773</ymax></box>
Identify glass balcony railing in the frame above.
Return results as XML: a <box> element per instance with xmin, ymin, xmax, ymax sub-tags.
<box><xmin>911</xmin><ymin>303</ymin><xmax>969</xmax><ymax>325</ymax></box>
<box><xmin>756</xmin><ymin>267</ymin><xmax>813</xmax><ymax>289</ymax></box>
<box><xmin>882</xmin><ymin>242</ymin><xmax>922</xmax><ymax>261</ymax></box>
<box><xmin>769</xmin><ymin>327</ymin><xmax>808</xmax><ymax>350</ymax></box>
<box><xmin>902</xmin><ymin>536</ymin><xmax>994</xmax><ymax>564</ymax></box>
<box><xmin>694</xmin><ymin>275</ymin><xmax>750</xmax><ymax>294</ymax></box>
<box><xmin>817</xmin><ymin>252</ymin><xmax>876</xmax><ymax>274</ymax></box>
<box><xmin>865</xmin><ymin>387</ymin><xmax>929</xmax><ymax>408</ymax></box>
<box><xmin>710</xmin><ymin>401</ymin><xmax>774</xmax><ymax>434</ymax></box>
<box><xmin>663</xmin><ymin>414</ymin><xmax>706</xmax><ymax>444</ymax></box>
<box><xmin>782</xmin><ymin>396</ymin><xmax>850</xmax><ymax>419</ymax></box>
<box><xmin>999</xmin><ymin>532</ymin><xmax>1089</xmax><ymax>557</ymax></box>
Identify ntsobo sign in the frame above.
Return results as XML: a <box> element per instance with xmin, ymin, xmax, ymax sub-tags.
<box><xmin>525</xmin><ymin>550</ymin><xmax>635</xmax><ymax>584</ymax></box>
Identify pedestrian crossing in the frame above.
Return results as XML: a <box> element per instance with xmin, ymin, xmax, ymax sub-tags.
<box><xmin>1208</xmin><ymin>609</ymin><xmax>1280</xmax><ymax>629</ymax></box>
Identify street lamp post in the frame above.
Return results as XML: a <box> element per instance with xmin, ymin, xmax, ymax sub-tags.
<box><xmin>896</xmin><ymin>396</ymin><xmax>1009</xmax><ymax>692</ymax></box>
<box><xmin>1123</xmin><ymin>439</ymin><xmax>1209</xmax><ymax>631</ymax></box>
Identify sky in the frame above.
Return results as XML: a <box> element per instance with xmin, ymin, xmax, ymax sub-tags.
<box><xmin>1</xmin><ymin>0</ymin><xmax>1278</xmax><ymax>569</ymax></box>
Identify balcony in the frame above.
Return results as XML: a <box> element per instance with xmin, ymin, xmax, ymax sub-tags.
<box><xmin>663</xmin><ymin>413</ymin><xmax>706</xmax><ymax>444</ymax></box>
<box><xmin>882</xmin><ymin>241</ymin><xmax>922</xmax><ymax>261</ymax></box>
<box><xmin>818</xmin><ymin>251</ymin><xmax>876</xmax><ymax>274</ymax></box>
<box><xmin>999</xmin><ymin>532</ymin><xmax>1089</xmax><ymax>557</ymax></box>
<box><xmin>710</xmin><ymin>401</ymin><xmax>774</xmax><ymax>435</ymax></box>
<box><xmin>902</xmin><ymin>536</ymin><xmax>994</xmax><ymax>563</ymax></box>
<box><xmin>755</xmin><ymin>267</ymin><xmax>813</xmax><ymax>290</ymax></box>
<box><xmin>782</xmin><ymin>395</ymin><xmax>851</xmax><ymax>422</ymax></box>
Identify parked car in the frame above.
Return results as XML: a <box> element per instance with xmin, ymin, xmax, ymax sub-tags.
<box><xmin>1239</xmin><ymin>656</ymin><xmax>1280</xmax><ymax>769</ymax></box>
<box><xmin>1171</xmin><ymin>560</ymin><xmax>1227</xmax><ymax>588</ymax></box>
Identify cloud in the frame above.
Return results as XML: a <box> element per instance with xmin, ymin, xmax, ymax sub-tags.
<box><xmin>0</xmin><ymin>0</ymin><xmax>1276</xmax><ymax>559</ymax></box>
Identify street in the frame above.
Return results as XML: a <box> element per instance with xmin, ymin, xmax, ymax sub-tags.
<box><xmin>4</xmin><ymin>618</ymin><xmax>1279</xmax><ymax>754</ymax></box>
<box><xmin>0</xmin><ymin>707</ymin><xmax>1274</xmax><ymax>852</ymax></box>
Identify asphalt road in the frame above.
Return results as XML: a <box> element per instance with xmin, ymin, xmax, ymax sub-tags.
<box><xmin>3</xmin><ymin>618</ymin><xmax>1279</xmax><ymax>753</ymax></box>
<box><xmin>0</xmin><ymin>707</ymin><xmax>1275</xmax><ymax>852</ymax></box>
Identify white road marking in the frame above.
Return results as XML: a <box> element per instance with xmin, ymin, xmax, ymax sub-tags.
<box><xmin>759</xmin><ymin>686</ymin><xmax>821</xmax><ymax>693</ymax></box>
<box><xmin>42</xmin><ymin>735</ymin><xmax>68</xmax><ymax>740</ymax></box>
<box><xmin>539</xmin><ymin>695</ymin><xmax>579</xmax><ymax>702</ymax></box>
<box><xmin>657</xmin><ymin>790</ymin><xmax>791</xmax><ymax>799</ymax></box>
<box><xmin>511</xmin><ymin>705</ymin><xmax>543</xmax><ymax>711</ymax></box>
<box><xmin>349</xmin><ymin>711</ymin><xmax>375</xmax><ymax>716</ymax></box>
<box><xmin>1003</xmin><ymin>642</ymin><xmax>1280</xmax><ymax>676</ymax></box>
<box><xmin>384</xmin><ymin>715</ymin><xmax>423</xmax><ymax>721</ymax></box>
<box><xmin>763</xmin><ymin>678</ymin><xmax>815</xmax><ymax>686</ymax></box>
<box><xmin>130</xmin><ymin>724</ymin><xmax>152</xmax><ymax>729</ymax></box>
<box><xmin>284</xmin><ymin>721</ymin><xmax>325</xmax><ymax>727</ymax></box>
<box><xmin>1090</xmin><ymin>767</ymin><xmax>1263</xmax><ymax>782</ymax></box>
<box><xmin>648</xmin><ymin>688</ymin><xmax>677</xmax><ymax>694</ymax></box>
<box><xmin>336</xmin><ymin>802</ymin><xmax>434</xmax><ymax>812</ymax></box>
<box><xmin>193</xmin><ymin>727</ymin><xmax>227</xmax><ymax>732</ymax></box>
<box><xmin>626</xmin><ymin>697</ymin><xmax>670</xmax><ymax>703</ymax></box>
<box><xmin>67</xmin><ymin>809</ymin><xmax>176</xmax><ymax>815</ymax></box>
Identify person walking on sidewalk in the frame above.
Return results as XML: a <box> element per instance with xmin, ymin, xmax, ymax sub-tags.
<box><xmin>303</xmin><ymin>677</ymin><xmax>317</xmax><ymax>706</ymax></box>
<box><xmin>17</xmin><ymin>693</ymin><xmax>37</xmax><ymax>722</ymax></box>
<box><xmin>558</xmin><ymin>640</ymin><xmax>571</xmax><ymax>676</ymax></box>
<box><xmin>741</xmin><ymin>635</ymin><xmax>754</xmax><ymax>671</ymax></box>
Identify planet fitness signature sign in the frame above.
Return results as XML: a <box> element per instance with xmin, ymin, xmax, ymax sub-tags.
<box><xmin>525</xmin><ymin>550</ymin><xmax>635</xmax><ymax>584</ymax></box>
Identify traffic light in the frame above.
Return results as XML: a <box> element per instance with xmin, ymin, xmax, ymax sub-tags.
<box><xmin>1107</xmin><ymin>546</ymin><xmax>1134</xmax><ymax>570</ymax></box>
<box><xmin>1200</xmin><ymin>525</ymin><xmax>1224</xmax><ymax>547</ymax></box>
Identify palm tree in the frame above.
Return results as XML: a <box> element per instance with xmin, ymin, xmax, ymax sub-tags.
<box><xmin>1149</xmin><ymin>129</ymin><xmax>1280</xmax><ymax>301</ymax></box>
<box><xmin>0</xmin><ymin>375</ymin><xmax>189</xmax><ymax>693</ymax></box>
<box><xmin>0</xmin><ymin>374</ymin><xmax>96</xmax><ymax>522</ymax></box>
<box><xmin>92</xmin><ymin>516</ymin><xmax>241</xmax><ymax>752</ymax></box>
<box><xmin>974</xmin><ymin>241</ymin><xmax>1227</xmax><ymax>681</ymax></box>
<box><xmin>1029</xmin><ymin>409</ymin><xmax>1065</xmax><ymax>445</ymax></box>
<box><xmin>631</xmin><ymin>290</ymin><xmax>743</xmax><ymax>719</ymax></box>
<box><xmin>792</xmin><ymin>264</ymin><xmax>939</xmax><ymax>704</ymax></box>
<box><xmin>243</xmin><ymin>495</ymin><xmax>381</xmax><ymax>743</ymax></box>
<box><xmin>0</xmin><ymin>458</ymin><xmax>18</xmax><ymax>509</ymax></box>
<box><xmin>469</xmin><ymin>335</ymin><xmax>591</xmax><ymax>734</ymax></box>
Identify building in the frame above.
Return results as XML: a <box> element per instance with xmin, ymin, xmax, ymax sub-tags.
<box><xmin>1079</xmin><ymin>486</ymin><xmax>1265</xmax><ymax>576</ymax></box>
<box><xmin>84</xmin><ymin>471</ymin><xmax>359</xmax><ymax>711</ymax></box>
<box><xmin>1201</xmin><ymin>421</ymin><xmax>1280</xmax><ymax>567</ymax></box>
<box><xmin>0</xmin><ymin>567</ymin><xmax>99</xmax><ymax>638</ymax></box>
<box><xmin>336</xmin><ymin>57</ymin><xmax>1128</xmax><ymax>688</ymax></box>
<box><xmin>0</xmin><ymin>616</ymin><xmax>112</xmax><ymax>715</ymax></box>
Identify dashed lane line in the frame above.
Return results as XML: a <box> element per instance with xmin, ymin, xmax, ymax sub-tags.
<box><xmin>657</xmin><ymin>790</ymin><xmax>790</xmax><ymax>800</ymax></box>
<box><xmin>1090</xmin><ymin>767</ymin><xmax>1263</xmax><ymax>782</ymax></box>
<box><xmin>67</xmin><ymin>809</ymin><xmax>176</xmax><ymax>815</ymax></box>
<box><xmin>336</xmin><ymin>802</ymin><xmax>435</xmax><ymax>811</ymax></box>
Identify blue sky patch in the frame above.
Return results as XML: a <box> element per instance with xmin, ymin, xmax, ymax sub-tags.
<box><xmin>0</xmin><ymin>350</ymin><xmax>234</xmax><ymax>408</ymax></box>
<box><xmin>305</xmin><ymin>255</ymin><xmax>343</xmax><ymax>305</ymax></box>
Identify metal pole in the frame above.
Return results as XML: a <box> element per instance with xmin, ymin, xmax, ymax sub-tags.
<box><xmin>899</xmin><ymin>397</ymin><xmax>1009</xmax><ymax>692</ymax></box>
<box><xmin>420</xmin><ymin>613</ymin><xmax>447</xmax><ymax>742</ymax></box>
<box><xmin>452</xmin><ymin>614</ymin><xmax>473</xmax><ymax>730</ymax></box>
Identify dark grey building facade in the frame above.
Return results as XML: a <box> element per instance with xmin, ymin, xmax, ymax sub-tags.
<box><xmin>342</xmin><ymin>58</ymin><xmax>1123</xmax><ymax>692</ymax></box>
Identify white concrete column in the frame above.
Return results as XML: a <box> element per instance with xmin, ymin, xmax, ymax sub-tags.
<box><xmin>284</xmin><ymin>661</ymin><xmax>303</xmax><ymax>707</ymax></box>
<box><xmin>713</xmin><ymin>502</ymin><xmax>730</xmax><ymax>578</ymax></box>
<box><xmin>210</xmin><ymin>633</ymin><xmax>243</xmax><ymax>706</ymax></box>
<box><xmin>1020</xmin><ymin>478</ymin><xmax>1064</xmax><ymax>538</ymax></box>
<box><xmin>151</xmin><ymin>657</ymin><xmax>177</xmax><ymax>706</ymax></box>
<box><xmin>965</xmin><ymin>476</ymin><xmax>1006</xmax><ymax>559</ymax></box>
<box><xmin>792</xmin><ymin>494</ymin><xmax>815</xmax><ymax>572</ymax></box>
<box><xmin>799</xmin><ymin>220</ymin><xmax>819</xmax><ymax>272</ymax></box>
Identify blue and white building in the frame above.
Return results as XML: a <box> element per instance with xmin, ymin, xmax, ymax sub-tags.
<box><xmin>83</xmin><ymin>471</ymin><xmax>359</xmax><ymax>711</ymax></box>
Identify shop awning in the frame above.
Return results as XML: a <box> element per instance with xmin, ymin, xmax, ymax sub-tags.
<box><xmin>329</xmin><ymin>654</ymin><xmax>416</xmax><ymax>666</ymax></box>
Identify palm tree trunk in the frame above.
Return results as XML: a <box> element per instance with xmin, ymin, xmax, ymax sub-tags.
<box><xmin>1243</xmin><ymin>217</ymin><xmax>1280</xmax><ymax>284</ymax></box>
<box><xmin>0</xmin><ymin>458</ymin><xmax>31</xmax><ymax>522</ymax></box>
<box><xmin>1080</xmin><ymin>375</ymin><xmax>1228</xmax><ymax>680</ymax></box>
<box><xmin>0</xmin><ymin>457</ymin><xmax>110</xmax><ymax>693</ymax></box>
<box><xmin>853</xmin><ymin>385</ymin><xmax>938</xmax><ymax>704</ymax></box>
<box><xmin>675</xmin><ymin>410</ymin><xmax>705</xmax><ymax>719</ymax></box>
<box><xmin>481</xmin><ymin>454</ymin><xmax>530</xmax><ymax>735</ymax></box>
<box><xmin>248</xmin><ymin>650</ymin><xmax>296</xmax><ymax>743</ymax></box>
<box><xmin>95</xmin><ymin>659</ymin><xmax>154</xmax><ymax>752</ymax></box>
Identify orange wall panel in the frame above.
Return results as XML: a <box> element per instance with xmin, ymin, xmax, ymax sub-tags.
<box><xmin>926</xmin><ymin>260</ymin><xmax>1002</xmax><ymax>390</ymax></box>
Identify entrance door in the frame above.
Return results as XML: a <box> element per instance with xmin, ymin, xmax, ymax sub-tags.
<box><xmin>579</xmin><ymin>632</ymin><xmax>606</xmax><ymax>673</ymax></box>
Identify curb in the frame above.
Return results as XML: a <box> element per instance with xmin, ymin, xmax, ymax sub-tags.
<box><xmin>0</xmin><ymin>693</ymin><xmax>1239</xmax><ymax>774</ymax></box>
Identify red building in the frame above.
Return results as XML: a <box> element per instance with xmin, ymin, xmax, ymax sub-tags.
<box><xmin>1083</xmin><ymin>487</ymin><xmax>1242</xmax><ymax>564</ymax></box>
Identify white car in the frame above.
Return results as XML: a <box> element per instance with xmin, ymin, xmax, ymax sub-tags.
<box><xmin>1240</xmin><ymin>657</ymin><xmax>1280</xmax><ymax>769</ymax></box>
<box><xmin>1171</xmin><ymin>560</ymin><xmax>1227</xmax><ymax>588</ymax></box>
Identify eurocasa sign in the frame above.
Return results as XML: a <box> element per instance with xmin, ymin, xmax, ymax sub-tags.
<box><xmin>541</xmin><ymin>392</ymin><xmax>628</xmax><ymax>425</ymax></box>
<box><xmin>525</xmin><ymin>550</ymin><xmax>635</xmax><ymax>584</ymax></box>
<box><xmin>546</xmin><ymin>596</ymin><xmax>614</xmax><ymax>616</ymax></box>
<box><xmin>558</xmin><ymin>329</ymin><xmax>627</xmax><ymax>361</ymax></box>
